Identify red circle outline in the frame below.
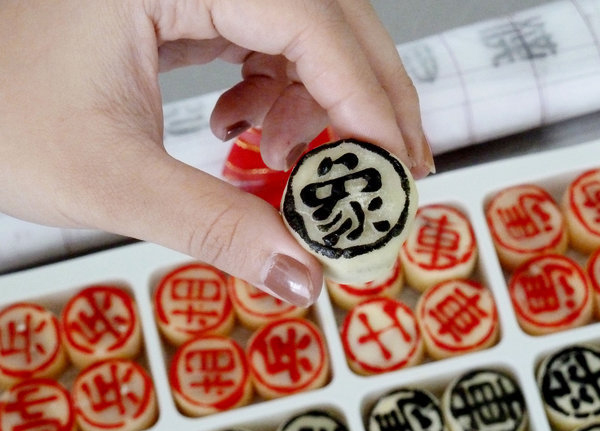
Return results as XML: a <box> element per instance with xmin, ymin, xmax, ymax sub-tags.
<box><xmin>154</xmin><ymin>263</ymin><xmax>231</xmax><ymax>335</ymax></box>
<box><xmin>569</xmin><ymin>168</ymin><xmax>600</xmax><ymax>236</ymax></box>
<box><xmin>418</xmin><ymin>279</ymin><xmax>498</xmax><ymax>353</ymax></box>
<box><xmin>72</xmin><ymin>359</ymin><xmax>154</xmax><ymax>430</ymax></box>
<box><xmin>169</xmin><ymin>335</ymin><xmax>249</xmax><ymax>411</ymax></box>
<box><xmin>0</xmin><ymin>303</ymin><xmax>62</xmax><ymax>378</ymax></box>
<box><xmin>62</xmin><ymin>286</ymin><xmax>138</xmax><ymax>355</ymax></box>
<box><xmin>509</xmin><ymin>254</ymin><xmax>590</xmax><ymax>329</ymax></box>
<box><xmin>587</xmin><ymin>249</ymin><xmax>600</xmax><ymax>295</ymax></box>
<box><xmin>486</xmin><ymin>184</ymin><xmax>564</xmax><ymax>254</ymax></box>
<box><xmin>1</xmin><ymin>378</ymin><xmax>74</xmax><ymax>431</ymax></box>
<box><xmin>402</xmin><ymin>204</ymin><xmax>476</xmax><ymax>271</ymax></box>
<box><xmin>247</xmin><ymin>317</ymin><xmax>328</xmax><ymax>395</ymax></box>
<box><xmin>341</xmin><ymin>297</ymin><xmax>421</xmax><ymax>374</ymax></box>
<box><xmin>227</xmin><ymin>276</ymin><xmax>297</xmax><ymax>319</ymax></box>
<box><xmin>335</xmin><ymin>259</ymin><xmax>402</xmax><ymax>296</ymax></box>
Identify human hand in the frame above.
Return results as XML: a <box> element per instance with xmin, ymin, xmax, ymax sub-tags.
<box><xmin>0</xmin><ymin>0</ymin><xmax>433</xmax><ymax>306</ymax></box>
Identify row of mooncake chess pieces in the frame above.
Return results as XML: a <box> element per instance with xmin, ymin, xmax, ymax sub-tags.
<box><xmin>219</xmin><ymin>363</ymin><xmax>528</xmax><ymax>431</ymax></box>
<box><xmin>0</xmin><ymin>277</ymin><xmax>329</xmax><ymax>431</ymax></box>
<box><xmin>485</xmin><ymin>168</ymin><xmax>600</xmax><ymax>336</ymax></box>
<box><xmin>0</xmin><ymin>287</ymin><xmax>158</xmax><ymax>431</ymax></box>
<box><xmin>223</xmin><ymin>409</ymin><xmax>349</xmax><ymax>431</ymax></box>
<box><xmin>324</xmin><ymin>203</ymin><xmax>499</xmax><ymax>375</ymax></box>
<box><xmin>216</xmin><ymin>342</ymin><xmax>600</xmax><ymax>431</ymax></box>
<box><xmin>367</xmin><ymin>341</ymin><xmax>600</xmax><ymax>431</ymax></box>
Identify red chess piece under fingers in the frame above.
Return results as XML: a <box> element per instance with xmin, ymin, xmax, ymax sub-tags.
<box><xmin>226</xmin><ymin>276</ymin><xmax>308</xmax><ymax>330</ymax></box>
<box><xmin>0</xmin><ymin>303</ymin><xmax>67</xmax><ymax>388</ymax></box>
<box><xmin>509</xmin><ymin>254</ymin><xmax>593</xmax><ymax>335</ymax></box>
<box><xmin>247</xmin><ymin>317</ymin><xmax>329</xmax><ymax>399</ymax></box>
<box><xmin>154</xmin><ymin>263</ymin><xmax>234</xmax><ymax>346</ymax></box>
<box><xmin>62</xmin><ymin>286</ymin><xmax>142</xmax><ymax>369</ymax></box>
<box><xmin>400</xmin><ymin>204</ymin><xmax>477</xmax><ymax>292</ymax></box>
<box><xmin>587</xmin><ymin>249</ymin><xmax>600</xmax><ymax>319</ymax></box>
<box><xmin>0</xmin><ymin>378</ymin><xmax>74</xmax><ymax>431</ymax></box>
<box><xmin>222</xmin><ymin>127</ymin><xmax>337</xmax><ymax>208</ymax></box>
<box><xmin>341</xmin><ymin>297</ymin><xmax>424</xmax><ymax>375</ymax></box>
<box><xmin>72</xmin><ymin>359</ymin><xmax>157</xmax><ymax>431</ymax></box>
<box><xmin>416</xmin><ymin>279</ymin><xmax>499</xmax><ymax>360</ymax></box>
<box><xmin>486</xmin><ymin>184</ymin><xmax>568</xmax><ymax>271</ymax></box>
<box><xmin>169</xmin><ymin>335</ymin><xmax>252</xmax><ymax>416</ymax></box>
<box><xmin>562</xmin><ymin>168</ymin><xmax>600</xmax><ymax>254</ymax></box>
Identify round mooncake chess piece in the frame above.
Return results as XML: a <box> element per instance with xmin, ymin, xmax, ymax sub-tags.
<box><xmin>368</xmin><ymin>388</ymin><xmax>444</xmax><ymax>431</ymax></box>
<box><xmin>416</xmin><ymin>279</ymin><xmax>499</xmax><ymax>360</ymax></box>
<box><xmin>170</xmin><ymin>335</ymin><xmax>252</xmax><ymax>416</ymax></box>
<box><xmin>340</xmin><ymin>297</ymin><xmax>423</xmax><ymax>375</ymax></box>
<box><xmin>278</xmin><ymin>410</ymin><xmax>348</xmax><ymax>431</ymax></box>
<box><xmin>538</xmin><ymin>345</ymin><xmax>600</xmax><ymax>431</ymax></box>
<box><xmin>400</xmin><ymin>204</ymin><xmax>477</xmax><ymax>292</ymax></box>
<box><xmin>62</xmin><ymin>285</ymin><xmax>142</xmax><ymax>369</ymax></box>
<box><xmin>72</xmin><ymin>359</ymin><xmax>157</xmax><ymax>431</ymax></box>
<box><xmin>588</xmin><ymin>249</ymin><xmax>600</xmax><ymax>319</ymax></box>
<box><xmin>282</xmin><ymin>139</ymin><xmax>418</xmax><ymax>284</ymax></box>
<box><xmin>154</xmin><ymin>263</ymin><xmax>234</xmax><ymax>346</ymax></box>
<box><xmin>562</xmin><ymin>168</ymin><xmax>600</xmax><ymax>254</ymax></box>
<box><xmin>442</xmin><ymin>369</ymin><xmax>527</xmax><ymax>431</ymax></box>
<box><xmin>247</xmin><ymin>317</ymin><xmax>329</xmax><ymax>399</ymax></box>
<box><xmin>486</xmin><ymin>184</ymin><xmax>568</xmax><ymax>271</ymax></box>
<box><xmin>0</xmin><ymin>303</ymin><xmax>67</xmax><ymax>388</ymax></box>
<box><xmin>326</xmin><ymin>258</ymin><xmax>403</xmax><ymax>310</ymax></box>
<box><xmin>0</xmin><ymin>378</ymin><xmax>74</xmax><ymax>431</ymax></box>
<box><xmin>508</xmin><ymin>254</ymin><xmax>592</xmax><ymax>335</ymax></box>
<box><xmin>227</xmin><ymin>276</ymin><xmax>307</xmax><ymax>330</ymax></box>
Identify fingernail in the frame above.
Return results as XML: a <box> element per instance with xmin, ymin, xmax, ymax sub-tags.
<box><xmin>261</xmin><ymin>254</ymin><xmax>318</xmax><ymax>307</ymax></box>
<box><xmin>284</xmin><ymin>142</ymin><xmax>308</xmax><ymax>171</ymax></box>
<box><xmin>223</xmin><ymin>120</ymin><xmax>251</xmax><ymax>141</ymax></box>
<box><xmin>411</xmin><ymin>135</ymin><xmax>436</xmax><ymax>179</ymax></box>
<box><xmin>422</xmin><ymin>135</ymin><xmax>436</xmax><ymax>174</ymax></box>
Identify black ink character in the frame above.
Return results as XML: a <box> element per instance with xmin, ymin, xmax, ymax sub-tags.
<box><xmin>450</xmin><ymin>370</ymin><xmax>526</xmax><ymax>431</ymax></box>
<box><xmin>373</xmin><ymin>390</ymin><xmax>444</xmax><ymax>431</ymax></box>
<box><xmin>299</xmin><ymin>152</ymin><xmax>391</xmax><ymax>247</ymax></box>
<box><xmin>541</xmin><ymin>346</ymin><xmax>600</xmax><ymax>419</ymax></box>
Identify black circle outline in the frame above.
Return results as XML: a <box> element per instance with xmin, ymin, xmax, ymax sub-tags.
<box><xmin>282</xmin><ymin>139</ymin><xmax>413</xmax><ymax>259</ymax></box>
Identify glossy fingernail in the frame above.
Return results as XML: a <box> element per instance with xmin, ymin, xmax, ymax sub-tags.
<box><xmin>422</xmin><ymin>135</ymin><xmax>436</xmax><ymax>174</ymax></box>
<box><xmin>284</xmin><ymin>142</ymin><xmax>308</xmax><ymax>171</ymax></box>
<box><xmin>223</xmin><ymin>120</ymin><xmax>251</xmax><ymax>141</ymax></box>
<box><xmin>261</xmin><ymin>253</ymin><xmax>318</xmax><ymax>307</ymax></box>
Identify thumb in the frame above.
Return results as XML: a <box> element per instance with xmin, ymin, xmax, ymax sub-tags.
<box><xmin>89</xmin><ymin>151</ymin><xmax>323</xmax><ymax>307</ymax></box>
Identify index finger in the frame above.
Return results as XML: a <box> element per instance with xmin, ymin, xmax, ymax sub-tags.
<box><xmin>149</xmin><ymin>0</ymin><xmax>412</xmax><ymax>166</ymax></box>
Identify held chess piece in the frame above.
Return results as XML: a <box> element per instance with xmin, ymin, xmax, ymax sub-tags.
<box><xmin>282</xmin><ymin>139</ymin><xmax>418</xmax><ymax>285</ymax></box>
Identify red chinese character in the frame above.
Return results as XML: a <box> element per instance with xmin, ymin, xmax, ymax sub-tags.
<box><xmin>357</xmin><ymin>300</ymin><xmax>412</xmax><ymax>360</ymax></box>
<box><xmin>1</xmin><ymin>379</ymin><xmax>74</xmax><ymax>431</ymax></box>
<box><xmin>415</xmin><ymin>214</ymin><xmax>461</xmax><ymax>267</ymax></box>
<box><xmin>154</xmin><ymin>264</ymin><xmax>232</xmax><ymax>343</ymax></box>
<box><xmin>496</xmin><ymin>193</ymin><xmax>551</xmax><ymax>240</ymax></box>
<box><xmin>0</xmin><ymin>313</ymin><xmax>46</xmax><ymax>365</ymax></box>
<box><xmin>63</xmin><ymin>286</ymin><xmax>137</xmax><ymax>354</ymax></box>
<box><xmin>429</xmin><ymin>287</ymin><xmax>488</xmax><ymax>342</ymax></box>
<box><xmin>170</xmin><ymin>336</ymin><xmax>251</xmax><ymax>415</ymax></box>
<box><xmin>254</xmin><ymin>327</ymin><xmax>313</xmax><ymax>383</ymax></box>
<box><xmin>185</xmin><ymin>348</ymin><xmax>236</xmax><ymax>394</ymax></box>
<box><xmin>0</xmin><ymin>303</ymin><xmax>63</xmax><ymax>383</ymax></box>
<box><xmin>247</xmin><ymin>318</ymin><xmax>328</xmax><ymax>397</ymax></box>
<box><xmin>73</xmin><ymin>359</ymin><xmax>156</xmax><ymax>430</ymax></box>
<box><xmin>518</xmin><ymin>262</ymin><xmax>576</xmax><ymax>313</ymax></box>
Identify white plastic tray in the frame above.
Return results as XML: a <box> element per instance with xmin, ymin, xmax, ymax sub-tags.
<box><xmin>1</xmin><ymin>140</ymin><xmax>599</xmax><ymax>431</ymax></box>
